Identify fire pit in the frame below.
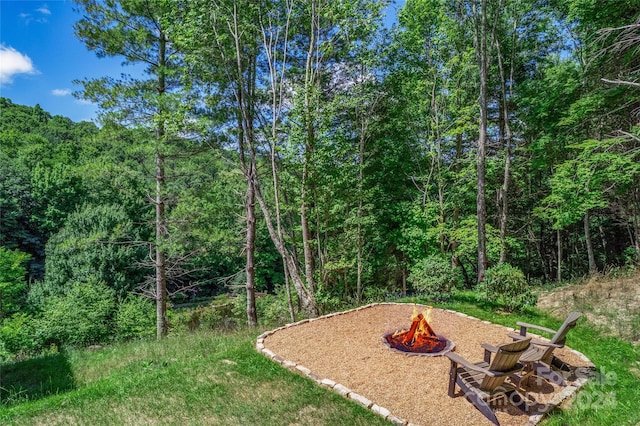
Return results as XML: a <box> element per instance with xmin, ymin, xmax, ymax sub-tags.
<box><xmin>383</xmin><ymin>306</ymin><xmax>454</xmax><ymax>356</ymax></box>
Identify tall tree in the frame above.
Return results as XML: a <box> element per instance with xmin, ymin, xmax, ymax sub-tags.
<box><xmin>472</xmin><ymin>0</ymin><xmax>489</xmax><ymax>281</ymax></box>
<box><xmin>74</xmin><ymin>0</ymin><xmax>194</xmax><ymax>338</ymax></box>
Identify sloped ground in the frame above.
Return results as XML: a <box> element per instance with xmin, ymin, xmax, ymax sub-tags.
<box><xmin>261</xmin><ymin>303</ymin><xmax>593</xmax><ymax>426</ymax></box>
<box><xmin>537</xmin><ymin>272</ymin><xmax>640</xmax><ymax>344</ymax></box>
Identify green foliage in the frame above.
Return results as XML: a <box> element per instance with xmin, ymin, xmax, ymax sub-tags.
<box><xmin>114</xmin><ymin>296</ymin><xmax>156</xmax><ymax>341</ymax></box>
<box><xmin>44</xmin><ymin>203</ymin><xmax>145</xmax><ymax>296</ymax></box>
<box><xmin>476</xmin><ymin>263</ymin><xmax>537</xmax><ymax>312</ymax></box>
<box><xmin>172</xmin><ymin>300</ymin><xmax>236</xmax><ymax>333</ymax></box>
<box><xmin>408</xmin><ymin>255</ymin><xmax>460</xmax><ymax>302</ymax></box>
<box><xmin>0</xmin><ymin>247</ymin><xmax>30</xmax><ymax>319</ymax></box>
<box><xmin>36</xmin><ymin>278</ymin><xmax>116</xmax><ymax>348</ymax></box>
<box><xmin>313</xmin><ymin>283</ymin><xmax>347</xmax><ymax>316</ymax></box>
<box><xmin>362</xmin><ymin>285</ymin><xmax>391</xmax><ymax>303</ymax></box>
<box><xmin>30</xmin><ymin>162</ymin><xmax>84</xmax><ymax>235</ymax></box>
<box><xmin>0</xmin><ymin>154</ymin><xmax>37</xmax><ymax>257</ymax></box>
<box><xmin>0</xmin><ymin>313</ymin><xmax>39</xmax><ymax>360</ymax></box>
<box><xmin>25</xmin><ymin>280</ymin><xmax>65</xmax><ymax>312</ymax></box>
<box><xmin>257</xmin><ymin>285</ymin><xmax>298</xmax><ymax>326</ymax></box>
<box><xmin>542</xmin><ymin>138</ymin><xmax>640</xmax><ymax>230</ymax></box>
<box><xmin>232</xmin><ymin>287</ymin><xmax>296</xmax><ymax>327</ymax></box>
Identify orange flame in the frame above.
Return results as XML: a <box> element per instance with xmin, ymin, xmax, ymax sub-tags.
<box><xmin>385</xmin><ymin>306</ymin><xmax>446</xmax><ymax>353</ymax></box>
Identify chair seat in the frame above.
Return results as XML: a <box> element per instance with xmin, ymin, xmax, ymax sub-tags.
<box><xmin>520</xmin><ymin>346</ymin><xmax>547</xmax><ymax>363</ymax></box>
<box><xmin>447</xmin><ymin>338</ymin><xmax>531</xmax><ymax>426</ymax></box>
<box><xmin>456</xmin><ymin>361</ymin><xmax>518</xmax><ymax>401</ymax></box>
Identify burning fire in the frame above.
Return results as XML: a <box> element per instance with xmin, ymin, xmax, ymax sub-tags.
<box><xmin>384</xmin><ymin>306</ymin><xmax>448</xmax><ymax>354</ymax></box>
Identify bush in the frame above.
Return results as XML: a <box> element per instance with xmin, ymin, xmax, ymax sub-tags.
<box><xmin>476</xmin><ymin>263</ymin><xmax>537</xmax><ymax>312</ymax></box>
<box><xmin>408</xmin><ymin>255</ymin><xmax>461</xmax><ymax>303</ymax></box>
<box><xmin>0</xmin><ymin>313</ymin><xmax>39</xmax><ymax>360</ymax></box>
<box><xmin>26</xmin><ymin>280</ymin><xmax>66</xmax><ymax>311</ymax></box>
<box><xmin>44</xmin><ymin>203</ymin><xmax>146</xmax><ymax>297</ymax></box>
<box><xmin>115</xmin><ymin>296</ymin><xmax>156</xmax><ymax>340</ymax></box>
<box><xmin>231</xmin><ymin>286</ymin><xmax>297</xmax><ymax>327</ymax></box>
<box><xmin>36</xmin><ymin>278</ymin><xmax>116</xmax><ymax>347</ymax></box>
<box><xmin>0</xmin><ymin>247</ymin><xmax>30</xmax><ymax>319</ymax></box>
<box><xmin>259</xmin><ymin>285</ymin><xmax>298</xmax><ymax>325</ymax></box>
<box><xmin>362</xmin><ymin>286</ymin><xmax>390</xmax><ymax>304</ymax></box>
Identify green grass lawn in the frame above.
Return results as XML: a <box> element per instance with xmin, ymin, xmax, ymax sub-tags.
<box><xmin>1</xmin><ymin>297</ymin><xmax>639</xmax><ymax>425</ymax></box>
<box><xmin>0</xmin><ymin>329</ymin><xmax>389</xmax><ymax>425</ymax></box>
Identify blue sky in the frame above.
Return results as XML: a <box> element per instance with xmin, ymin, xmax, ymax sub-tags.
<box><xmin>1</xmin><ymin>1</ymin><xmax>403</xmax><ymax>124</ymax></box>
<box><xmin>0</xmin><ymin>1</ymin><xmax>133</xmax><ymax>122</ymax></box>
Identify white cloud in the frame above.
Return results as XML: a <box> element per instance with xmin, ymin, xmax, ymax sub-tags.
<box><xmin>0</xmin><ymin>45</ymin><xmax>36</xmax><ymax>85</ymax></box>
<box><xmin>19</xmin><ymin>12</ymin><xmax>33</xmax><ymax>25</ymax></box>
<box><xmin>52</xmin><ymin>88</ymin><xmax>71</xmax><ymax>96</ymax></box>
<box><xmin>36</xmin><ymin>5</ymin><xmax>51</xmax><ymax>16</ymax></box>
<box><xmin>20</xmin><ymin>4</ymin><xmax>51</xmax><ymax>25</ymax></box>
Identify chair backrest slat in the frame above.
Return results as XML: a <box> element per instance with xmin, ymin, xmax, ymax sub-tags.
<box><xmin>550</xmin><ymin>311</ymin><xmax>582</xmax><ymax>346</ymax></box>
<box><xmin>480</xmin><ymin>338</ymin><xmax>531</xmax><ymax>391</ymax></box>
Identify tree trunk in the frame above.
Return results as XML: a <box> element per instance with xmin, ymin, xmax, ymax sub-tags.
<box><xmin>260</xmin><ymin>2</ymin><xmax>296</xmax><ymax>321</ymax></box>
<box><xmin>155</xmin><ymin>32</ymin><xmax>168</xmax><ymax>340</ymax></box>
<box><xmin>300</xmin><ymin>172</ymin><xmax>315</xmax><ymax>294</ymax></box>
<box><xmin>231</xmin><ymin>2</ymin><xmax>257</xmax><ymax>327</ymax></box>
<box><xmin>632</xmin><ymin>189</ymin><xmax>640</xmax><ymax>258</ymax></box>
<box><xmin>355</xmin><ymin>87</ymin><xmax>369</xmax><ymax>303</ymax></box>
<box><xmin>245</xmin><ymin>161</ymin><xmax>258</xmax><ymax>327</ymax></box>
<box><xmin>155</xmin><ymin>152</ymin><xmax>167</xmax><ymax>339</ymax></box>
<box><xmin>451</xmin><ymin>134</ymin><xmax>463</xmax><ymax>258</ymax></box>
<box><xmin>300</xmin><ymin>0</ymin><xmax>318</xmax><ymax>296</ymax></box>
<box><xmin>494</xmin><ymin>21</ymin><xmax>515</xmax><ymax>264</ymax></box>
<box><xmin>254</xmin><ymin>183</ymin><xmax>318</xmax><ymax>316</ymax></box>
<box><xmin>283</xmin><ymin>261</ymin><xmax>295</xmax><ymax>322</ymax></box>
<box><xmin>557</xmin><ymin>228</ymin><xmax>562</xmax><ymax>282</ymax></box>
<box><xmin>401</xmin><ymin>263</ymin><xmax>407</xmax><ymax>297</ymax></box>
<box><xmin>474</xmin><ymin>0</ymin><xmax>489</xmax><ymax>282</ymax></box>
<box><xmin>584</xmin><ymin>210</ymin><xmax>597</xmax><ymax>273</ymax></box>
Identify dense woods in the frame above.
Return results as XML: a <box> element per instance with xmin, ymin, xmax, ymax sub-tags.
<box><xmin>1</xmin><ymin>0</ymin><xmax>639</xmax><ymax>355</ymax></box>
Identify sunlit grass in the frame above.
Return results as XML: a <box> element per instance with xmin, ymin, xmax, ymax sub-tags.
<box><xmin>1</xmin><ymin>292</ymin><xmax>639</xmax><ymax>425</ymax></box>
<box><xmin>0</xmin><ymin>329</ymin><xmax>389</xmax><ymax>425</ymax></box>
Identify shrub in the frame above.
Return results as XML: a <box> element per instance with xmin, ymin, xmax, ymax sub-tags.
<box><xmin>476</xmin><ymin>263</ymin><xmax>537</xmax><ymax>312</ymax></box>
<box><xmin>26</xmin><ymin>280</ymin><xmax>66</xmax><ymax>311</ymax></box>
<box><xmin>408</xmin><ymin>255</ymin><xmax>461</xmax><ymax>303</ymax></box>
<box><xmin>259</xmin><ymin>285</ymin><xmax>298</xmax><ymax>326</ymax></box>
<box><xmin>44</xmin><ymin>203</ymin><xmax>146</xmax><ymax>297</ymax></box>
<box><xmin>231</xmin><ymin>286</ymin><xmax>297</xmax><ymax>327</ymax></box>
<box><xmin>0</xmin><ymin>247</ymin><xmax>30</xmax><ymax>319</ymax></box>
<box><xmin>36</xmin><ymin>278</ymin><xmax>116</xmax><ymax>347</ymax></box>
<box><xmin>362</xmin><ymin>286</ymin><xmax>390</xmax><ymax>304</ymax></box>
<box><xmin>115</xmin><ymin>296</ymin><xmax>156</xmax><ymax>340</ymax></box>
<box><xmin>313</xmin><ymin>283</ymin><xmax>344</xmax><ymax>315</ymax></box>
<box><xmin>0</xmin><ymin>313</ymin><xmax>39</xmax><ymax>360</ymax></box>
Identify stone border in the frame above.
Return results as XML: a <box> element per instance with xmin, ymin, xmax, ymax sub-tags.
<box><xmin>256</xmin><ymin>302</ymin><xmax>594</xmax><ymax>426</ymax></box>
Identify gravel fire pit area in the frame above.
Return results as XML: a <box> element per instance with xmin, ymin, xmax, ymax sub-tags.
<box><xmin>257</xmin><ymin>303</ymin><xmax>594</xmax><ymax>426</ymax></box>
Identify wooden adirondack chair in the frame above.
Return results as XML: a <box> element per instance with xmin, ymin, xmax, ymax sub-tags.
<box><xmin>446</xmin><ymin>337</ymin><xmax>531</xmax><ymax>426</ymax></box>
<box><xmin>508</xmin><ymin>311</ymin><xmax>582</xmax><ymax>387</ymax></box>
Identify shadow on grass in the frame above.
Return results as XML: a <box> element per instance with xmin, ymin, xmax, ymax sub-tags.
<box><xmin>0</xmin><ymin>352</ymin><xmax>75</xmax><ymax>405</ymax></box>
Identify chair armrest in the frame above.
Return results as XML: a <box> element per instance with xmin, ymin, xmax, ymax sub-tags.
<box><xmin>516</xmin><ymin>321</ymin><xmax>557</xmax><ymax>335</ymax></box>
<box><xmin>530</xmin><ymin>340</ymin><xmax>563</xmax><ymax>349</ymax></box>
<box><xmin>446</xmin><ymin>353</ymin><xmax>498</xmax><ymax>377</ymax></box>
<box><xmin>446</xmin><ymin>353</ymin><xmax>524</xmax><ymax>378</ymax></box>
<box><xmin>510</xmin><ymin>332</ymin><xmax>563</xmax><ymax>349</ymax></box>
<box><xmin>481</xmin><ymin>343</ymin><xmax>499</xmax><ymax>352</ymax></box>
<box><xmin>508</xmin><ymin>333</ymin><xmax>528</xmax><ymax>341</ymax></box>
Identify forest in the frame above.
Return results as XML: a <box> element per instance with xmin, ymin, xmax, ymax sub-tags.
<box><xmin>1</xmin><ymin>0</ymin><xmax>639</xmax><ymax>357</ymax></box>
